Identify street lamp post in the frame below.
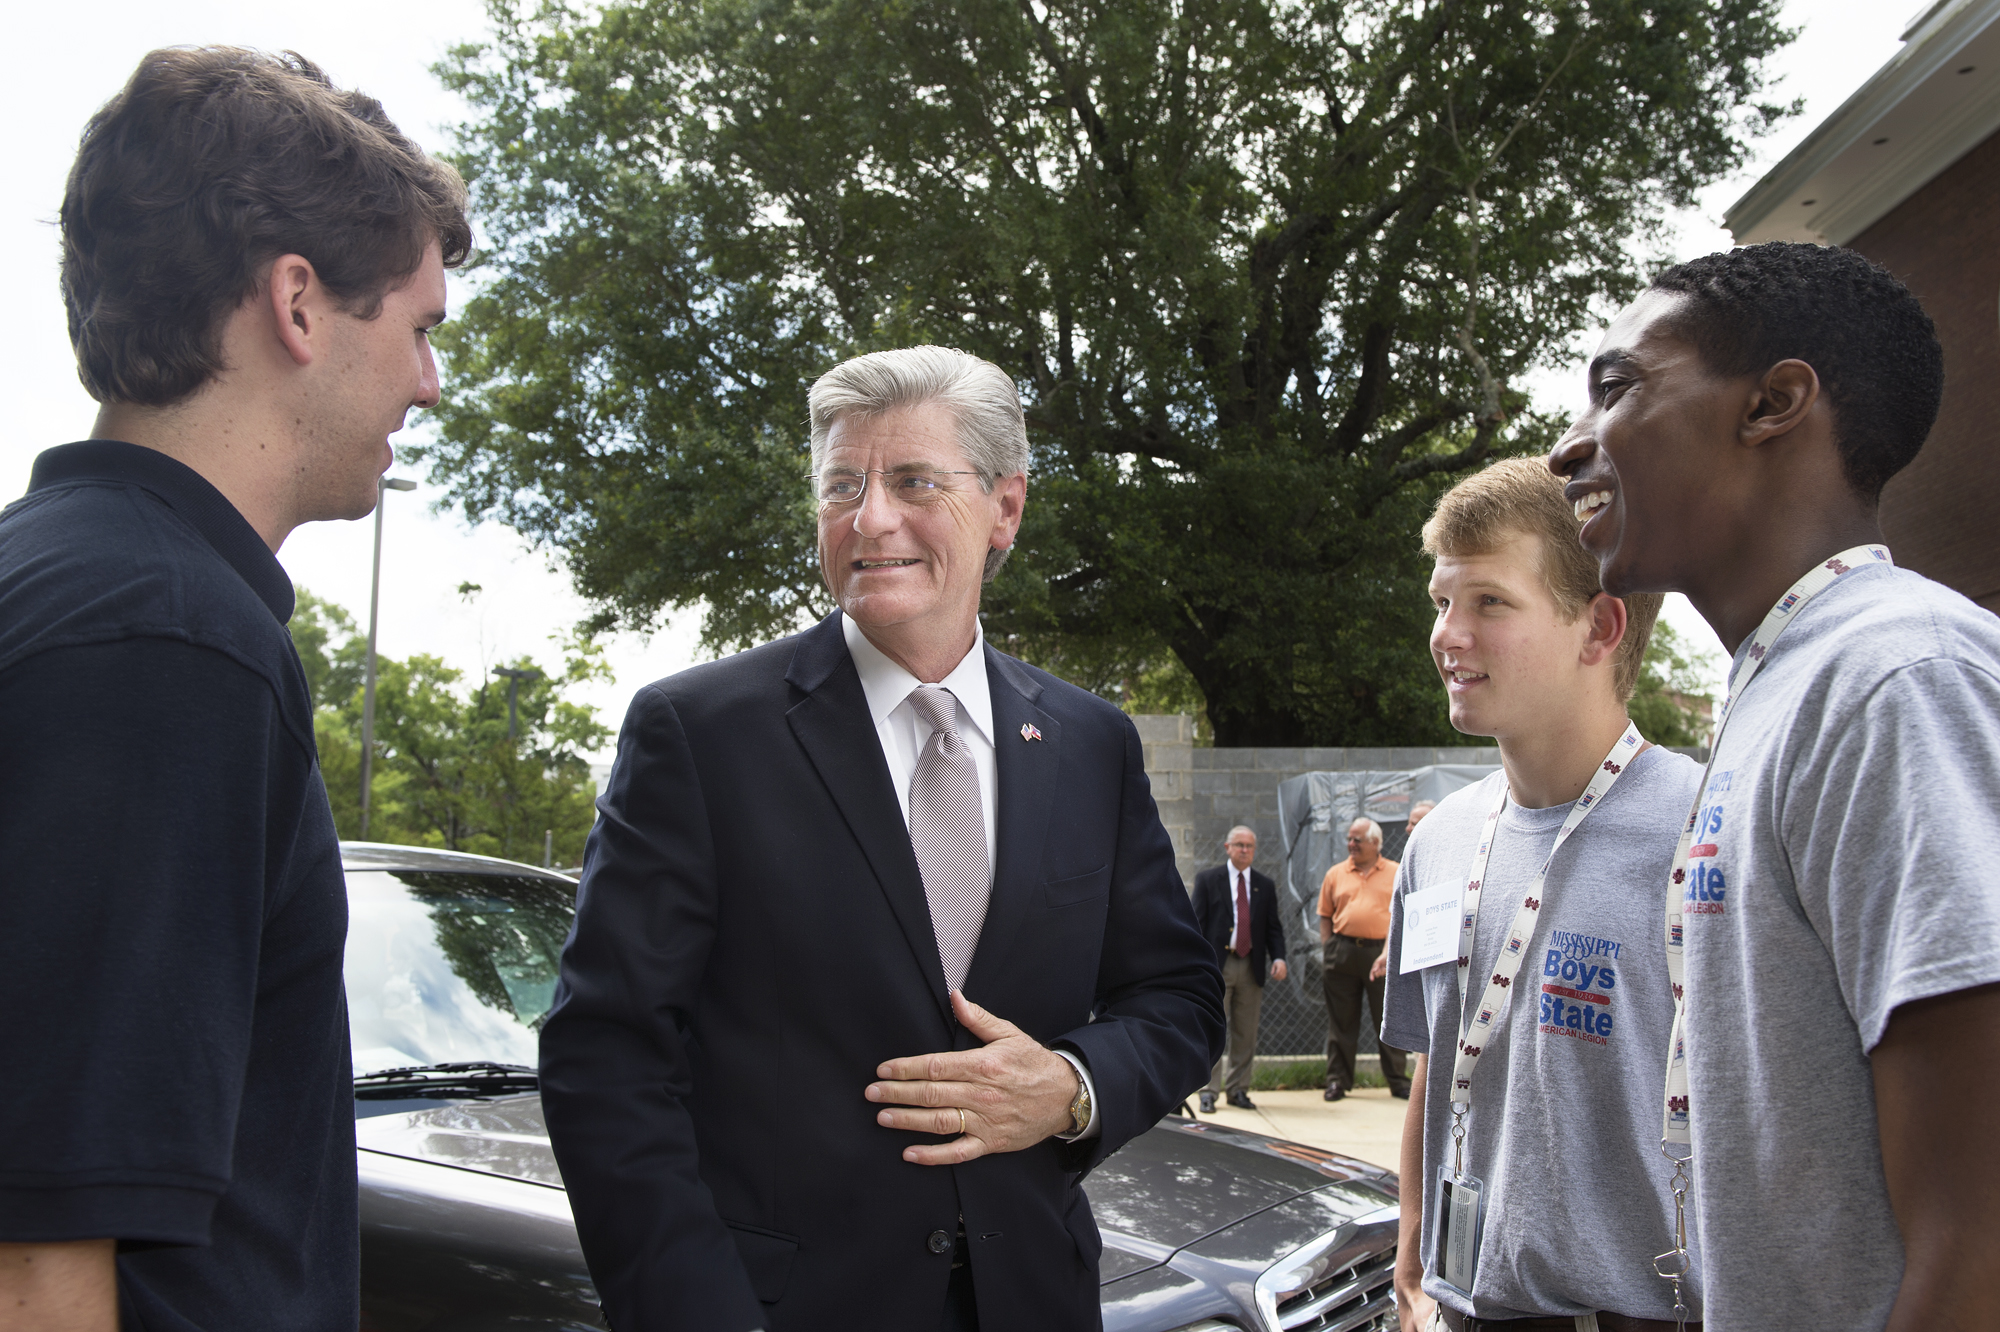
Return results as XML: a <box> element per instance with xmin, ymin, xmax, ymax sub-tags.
<box><xmin>492</xmin><ymin>666</ymin><xmax>542</xmax><ymax>740</ymax></box>
<box><xmin>359</xmin><ymin>476</ymin><xmax>418</xmax><ymax>839</ymax></box>
<box><xmin>490</xmin><ymin>665</ymin><xmax>543</xmax><ymax>866</ymax></box>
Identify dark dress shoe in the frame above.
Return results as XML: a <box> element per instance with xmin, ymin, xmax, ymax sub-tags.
<box><xmin>1323</xmin><ymin>1081</ymin><xmax>1346</xmax><ymax>1102</ymax></box>
<box><xmin>1198</xmin><ymin>1091</ymin><xmax>1217</xmax><ymax>1114</ymax></box>
<box><xmin>1390</xmin><ymin>1084</ymin><xmax>1412</xmax><ymax>1100</ymax></box>
<box><xmin>1226</xmin><ymin>1091</ymin><xmax>1257</xmax><ymax>1110</ymax></box>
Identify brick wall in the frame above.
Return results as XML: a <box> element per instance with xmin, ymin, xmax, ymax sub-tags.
<box><xmin>1850</xmin><ymin>130</ymin><xmax>2000</xmax><ymax>613</ymax></box>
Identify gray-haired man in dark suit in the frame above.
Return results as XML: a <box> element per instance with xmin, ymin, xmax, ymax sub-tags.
<box><xmin>1189</xmin><ymin>826</ymin><xmax>1287</xmax><ymax>1112</ymax></box>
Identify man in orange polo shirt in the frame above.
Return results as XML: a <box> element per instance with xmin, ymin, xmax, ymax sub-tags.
<box><xmin>1317</xmin><ymin>817</ymin><xmax>1410</xmax><ymax>1101</ymax></box>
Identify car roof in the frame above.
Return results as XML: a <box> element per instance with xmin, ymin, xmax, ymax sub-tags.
<box><xmin>339</xmin><ymin>841</ymin><xmax>577</xmax><ymax>886</ymax></box>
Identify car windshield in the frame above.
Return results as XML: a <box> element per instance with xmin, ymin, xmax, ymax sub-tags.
<box><xmin>344</xmin><ymin>868</ymin><xmax>576</xmax><ymax>1078</ymax></box>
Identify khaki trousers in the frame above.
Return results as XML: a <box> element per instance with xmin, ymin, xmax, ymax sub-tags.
<box><xmin>1204</xmin><ymin>953</ymin><xmax>1263</xmax><ymax>1096</ymax></box>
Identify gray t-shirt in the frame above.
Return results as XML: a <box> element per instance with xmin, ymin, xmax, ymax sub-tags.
<box><xmin>1382</xmin><ymin>744</ymin><xmax>1703</xmax><ymax>1321</ymax></box>
<box><xmin>1683</xmin><ymin>563</ymin><xmax>2000</xmax><ymax>1331</ymax></box>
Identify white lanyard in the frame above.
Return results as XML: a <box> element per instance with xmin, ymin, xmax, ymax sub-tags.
<box><xmin>1648</xmin><ymin>544</ymin><xmax>1893</xmax><ymax>1328</ymax></box>
<box><xmin>1658</xmin><ymin>544</ymin><xmax>1892</xmax><ymax>1145</ymax></box>
<box><xmin>1449</xmin><ymin>721</ymin><xmax>1644</xmax><ymax>1121</ymax></box>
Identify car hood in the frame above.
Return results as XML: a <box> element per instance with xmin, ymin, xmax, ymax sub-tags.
<box><xmin>1084</xmin><ymin>1116</ymin><xmax>1395</xmax><ymax>1278</ymax></box>
<box><xmin>357</xmin><ymin>1095</ymin><xmax>564</xmax><ymax>1188</ymax></box>
<box><xmin>356</xmin><ymin>1097</ymin><xmax>1396</xmax><ymax>1282</ymax></box>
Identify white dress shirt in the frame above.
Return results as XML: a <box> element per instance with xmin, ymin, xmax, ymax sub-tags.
<box><xmin>842</xmin><ymin>613</ymin><xmax>999</xmax><ymax>882</ymax></box>
<box><xmin>840</xmin><ymin>613</ymin><xmax>1098</xmax><ymax>1139</ymax></box>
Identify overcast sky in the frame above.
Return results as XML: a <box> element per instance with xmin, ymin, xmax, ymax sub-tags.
<box><xmin>1</xmin><ymin>0</ymin><xmax>1912</xmax><ymax>753</ymax></box>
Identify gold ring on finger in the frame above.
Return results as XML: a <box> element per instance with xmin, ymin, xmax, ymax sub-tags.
<box><xmin>957</xmin><ymin>1107</ymin><xmax>968</xmax><ymax>1136</ymax></box>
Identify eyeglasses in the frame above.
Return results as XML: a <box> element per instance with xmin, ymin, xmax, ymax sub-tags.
<box><xmin>810</xmin><ymin>467</ymin><xmax>990</xmax><ymax>510</ymax></box>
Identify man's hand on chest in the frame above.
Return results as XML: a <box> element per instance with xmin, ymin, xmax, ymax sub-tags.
<box><xmin>866</xmin><ymin>990</ymin><xmax>1084</xmax><ymax>1164</ymax></box>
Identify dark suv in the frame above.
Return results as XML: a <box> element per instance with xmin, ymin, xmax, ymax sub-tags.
<box><xmin>343</xmin><ymin>842</ymin><xmax>1400</xmax><ymax>1332</ymax></box>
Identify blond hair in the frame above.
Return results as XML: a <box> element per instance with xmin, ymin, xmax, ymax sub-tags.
<box><xmin>1421</xmin><ymin>458</ymin><xmax>1660</xmax><ymax>703</ymax></box>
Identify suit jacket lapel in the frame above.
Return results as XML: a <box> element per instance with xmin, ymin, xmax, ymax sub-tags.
<box><xmin>965</xmin><ymin>647</ymin><xmax>1060</xmax><ymax>999</ymax></box>
<box><xmin>785</xmin><ymin>614</ymin><xmax>952</xmax><ymax>1026</ymax></box>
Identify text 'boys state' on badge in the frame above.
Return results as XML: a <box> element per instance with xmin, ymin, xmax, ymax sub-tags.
<box><xmin>1400</xmin><ymin>882</ymin><xmax>1461</xmax><ymax>972</ymax></box>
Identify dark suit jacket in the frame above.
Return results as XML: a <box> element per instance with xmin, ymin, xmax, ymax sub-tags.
<box><xmin>539</xmin><ymin>612</ymin><xmax>1224</xmax><ymax>1332</ymax></box>
<box><xmin>1190</xmin><ymin>866</ymin><xmax>1287</xmax><ymax>986</ymax></box>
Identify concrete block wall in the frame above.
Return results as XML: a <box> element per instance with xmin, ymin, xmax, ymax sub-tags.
<box><xmin>1133</xmin><ymin>713</ymin><xmax>1500</xmax><ymax>890</ymax></box>
<box><xmin>1133</xmin><ymin>713</ymin><xmax>1199</xmax><ymax>881</ymax></box>
<box><xmin>1133</xmin><ymin>713</ymin><xmax>1501</xmax><ymax>1059</ymax></box>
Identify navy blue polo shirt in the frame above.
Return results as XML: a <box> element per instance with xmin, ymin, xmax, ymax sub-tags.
<box><xmin>0</xmin><ymin>442</ymin><xmax>356</xmax><ymax>1330</ymax></box>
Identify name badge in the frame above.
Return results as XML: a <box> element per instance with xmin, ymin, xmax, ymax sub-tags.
<box><xmin>1400</xmin><ymin>882</ymin><xmax>1460</xmax><ymax>973</ymax></box>
<box><xmin>1433</xmin><ymin>1167</ymin><xmax>1486</xmax><ymax>1300</ymax></box>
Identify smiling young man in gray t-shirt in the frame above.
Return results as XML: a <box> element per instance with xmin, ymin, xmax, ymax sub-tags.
<box><xmin>1549</xmin><ymin>243</ymin><xmax>2000</xmax><ymax>1329</ymax></box>
<box><xmin>1381</xmin><ymin>459</ymin><xmax>1703</xmax><ymax>1331</ymax></box>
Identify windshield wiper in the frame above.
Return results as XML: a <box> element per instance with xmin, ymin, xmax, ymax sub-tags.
<box><xmin>352</xmin><ymin>1061</ymin><xmax>540</xmax><ymax>1100</ymax></box>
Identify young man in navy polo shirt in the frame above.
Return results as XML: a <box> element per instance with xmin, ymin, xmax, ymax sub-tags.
<box><xmin>0</xmin><ymin>48</ymin><xmax>468</xmax><ymax>1330</ymax></box>
<box><xmin>1549</xmin><ymin>244</ymin><xmax>2000</xmax><ymax>1330</ymax></box>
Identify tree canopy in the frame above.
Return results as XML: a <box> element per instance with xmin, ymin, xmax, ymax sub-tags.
<box><xmin>294</xmin><ymin>589</ymin><xmax>611</xmax><ymax>866</ymax></box>
<box><xmin>424</xmin><ymin>0</ymin><xmax>1791</xmax><ymax>744</ymax></box>
<box><xmin>1627</xmin><ymin>618</ymin><xmax>1719</xmax><ymax>748</ymax></box>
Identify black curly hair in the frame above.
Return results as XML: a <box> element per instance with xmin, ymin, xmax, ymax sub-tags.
<box><xmin>1649</xmin><ymin>242</ymin><xmax>1943</xmax><ymax>498</ymax></box>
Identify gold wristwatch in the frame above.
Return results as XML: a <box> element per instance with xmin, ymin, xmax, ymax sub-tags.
<box><xmin>1065</xmin><ymin>1068</ymin><xmax>1092</xmax><ymax>1137</ymax></box>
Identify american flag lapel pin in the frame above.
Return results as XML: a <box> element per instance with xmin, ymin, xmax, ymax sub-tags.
<box><xmin>1020</xmin><ymin>722</ymin><xmax>1042</xmax><ymax>742</ymax></box>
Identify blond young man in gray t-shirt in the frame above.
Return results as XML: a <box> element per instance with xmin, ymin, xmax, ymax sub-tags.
<box><xmin>1549</xmin><ymin>243</ymin><xmax>2000</xmax><ymax>1329</ymax></box>
<box><xmin>1382</xmin><ymin>459</ymin><xmax>1703</xmax><ymax>1331</ymax></box>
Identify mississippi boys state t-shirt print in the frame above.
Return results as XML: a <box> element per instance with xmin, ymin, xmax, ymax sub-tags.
<box><xmin>1381</xmin><ymin>744</ymin><xmax>1702</xmax><ymax>1322</ymax></box>
<box><xmin>1679</xmin><ymin>769</ymin><xmax>1730</xmax><ymax>918</ymax></box>
<box><xmin>1538</xmin><ymin>929</ymin><xmax>1623</xmax><ymax>1045</ymax></box>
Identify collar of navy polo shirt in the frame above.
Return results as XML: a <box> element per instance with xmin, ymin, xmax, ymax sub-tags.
<box><xmin>29</xmin><ymin>440</ymin><xmax>296</xmax><ymax>624</ymax></box>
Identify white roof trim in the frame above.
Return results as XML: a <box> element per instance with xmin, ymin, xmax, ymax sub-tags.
<box><xmin>1727</xmin><ymin>0</ymin><xmax>2000</xmax><ymax>245</ymax></box>
<box><xmin>1906</xmin><ymin>2</ymin><xmax>1959</xmax><ymax>42</ymax></box>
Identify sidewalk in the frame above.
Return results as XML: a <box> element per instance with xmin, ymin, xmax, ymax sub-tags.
<box><xmin>1187</xmin><ymin>1087</ymin><xmax>1408</xmax><ymax>1171</ymax></box>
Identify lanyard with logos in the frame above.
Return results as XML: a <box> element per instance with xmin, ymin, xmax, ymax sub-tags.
<box><xmin>1650</xmin><ymin>543</ymin><xmax>1894</xmax><ymax>1327</ymax></box>
<box><xmin>1430</xmin><ymin>721</ymin><xmax>1644</xmax><ymax>1299</ymax></box>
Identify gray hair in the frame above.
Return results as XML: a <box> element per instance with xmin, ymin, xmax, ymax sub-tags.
<box><xmin>1225</xmin><ymin>825</ymin><xmax>1257</xmax><ymax>844</ymax></box>
<box><xmin>807</xmin><ymin>346</ymin><xmax>1030</xmax><ymax>581</ymax></box>
<box><xmin>1348</xmin><ymin>817</ymin><xmax>1383</xmax><ymax>844</ymax></box>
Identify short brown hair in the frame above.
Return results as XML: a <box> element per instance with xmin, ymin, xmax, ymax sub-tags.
<box><xmin>1421</xmin><ymin>458</ymin><xmax>1661</xmax><ymax>703</ymax></box>
<box><xmin>61</xmin><ymin>47</ymin><xmax>473</xmax><ymax>406</ymax></box>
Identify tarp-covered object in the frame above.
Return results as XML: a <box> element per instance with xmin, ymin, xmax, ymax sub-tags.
<box><xmin>1242</xmin><ymin>764</ymin><xmax>1499</xmax><ymax>1059</ymax></box>
<box><xmin>1276</xmin><ymin>765</ymin><xmax>1499</xmax><ymax>905</ymax></box>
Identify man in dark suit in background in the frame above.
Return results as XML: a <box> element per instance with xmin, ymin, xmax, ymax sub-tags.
<box><xmin>1190</xmin><ymin>827</ymin><xmax>1287</xmax><ymax>1113</ymax></box>
<box><xmin>539</xmin><ymin>345</ymin><xmax>1224</xmax><ymax>1332</ymax></box>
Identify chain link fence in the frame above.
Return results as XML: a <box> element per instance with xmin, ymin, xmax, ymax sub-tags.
<box><xmin>1250</xmin><ymin>765</ymin><xmax>1500</xmax><ymax>1058</ymax></box>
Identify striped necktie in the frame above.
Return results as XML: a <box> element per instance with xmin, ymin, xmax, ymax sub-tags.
<box><xmin>1234</xmin><ymin>871</ymin><xmax>1252</xmax><ymax>956</ymax></box>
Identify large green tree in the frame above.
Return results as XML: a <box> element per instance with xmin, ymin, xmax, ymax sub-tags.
<box><xmin>423</xmin><ymin>0</ymin><xmax>1790</xmax><ymax>744</ymax></box>
<box><xmin>295</xmin><ymin>589</ymin><xmax>612</xmax><ymax>865</ymax></box>
<box><xmin>1628</xmin><ymin>618</ymin><xmax>1719</xmax><ymax>748</ymax></box>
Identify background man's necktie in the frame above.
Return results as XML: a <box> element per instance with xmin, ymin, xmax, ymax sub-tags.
<box><xmin>1233</xmin><ymin>871</ymin><xmax>1251</xmax><ymax>957</ymax></box>
<box><xmin>908</xmin><ymin>686</ymin><xmax>991</xmax><ymax>992</ymax></box>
